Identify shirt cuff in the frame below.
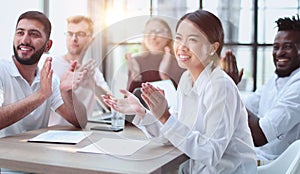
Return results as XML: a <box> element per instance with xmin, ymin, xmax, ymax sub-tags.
<box><xmin>132</xmin><ymin>109</ymin><xmax>157</xmax><ymax>126</ymax></box>
<box><xmin>160</xmin><ymin>115</ymin><xmax>189</xmax><ymax>147</ymax></box>
<box><xmin>161</xmin><ymin>115</ymin><xmax>177</xmax><ymax>132</ymax></box>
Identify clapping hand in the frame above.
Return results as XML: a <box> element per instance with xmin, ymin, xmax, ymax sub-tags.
<box><xmin>141</xmin><ymin>83</ymin><xmax>170</xmax><ymax>124</ymax></box>
<box><xmin>76</xmin><ymin>59</ymin><xmax>97</xmax><ymax>88</ymax></box>
<box><xmin>39</xmin><ymin>57</ymin><xmax>53</xmax><ymax>99</ymax></box>
<box><xmin>159</xmin><ymin>46</ymin><xmax>172</xmax><ymax>80</ymax></box>
<box><xmin>125</xmin><ymin>52</ymin><xmax>141</xmax><ymax>81</ymax></box>
<box><xmin>79</xmin><ymin>59</ymin><xmax>97</xmax><ymax>77</ymax></box>
<box><xmin>220</xmin><ymin>50</ymin><xmax>244</xmax><ymax>85</ymax></box>
<box><xmin>102</xmin><ymin>89</ymin><xmax>146</xmax><ymax>116</ymax></box>
<box><xmin>60</xmin><ymin>60</ymin><xmax>87</xmax><ymax>91</ymax></box>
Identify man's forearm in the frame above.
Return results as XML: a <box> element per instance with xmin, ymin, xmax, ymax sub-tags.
<box><xmin>60</xmin><ymin>91</ymin><xmax>87</xmax><ymax>128</ymax></box>
<box><xmin>247</xmin><ymin>109</ymin><xmax>268</xmax><ymax>146</ymax></box>
<box><xmin>0</xmin><ymin>92</ymin><xmax>47</xmax><ymax>129</ymax></box>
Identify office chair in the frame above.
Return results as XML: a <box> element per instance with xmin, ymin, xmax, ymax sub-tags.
<box><xmin>124</xmin><ymin>88</ymin><xmax>148</xmax><ymax>123</ymax></box>
<box><xmin>132</xmin><ymin>87</ymin><xmax>149</xmax><ymax>109</ymax></box>
<box><xmin>258</xmin><ymin>139</ymin><xmax>300</xmax><ymax>174</ymax></box>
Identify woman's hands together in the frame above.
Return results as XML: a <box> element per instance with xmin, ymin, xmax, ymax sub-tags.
<box><xmin>102</xmin><ymin>83</ymin><xmax>171</xmax><ymax>124</ymax></box>
<box><xmin>141</xmin><ymin>83</ymin><xmax>170</xmax><ymax>124</ymax></box>
<box><xmin>102</xmin><ymin>89</ymin><xmax>146</xmax><ymax>117</ymax></box>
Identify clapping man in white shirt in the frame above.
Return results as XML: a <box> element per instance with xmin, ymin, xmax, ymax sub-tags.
<box><xmin>48</xmin><ymin>15</ymin><xmax>111</xmax><ymax>126</ymax></box>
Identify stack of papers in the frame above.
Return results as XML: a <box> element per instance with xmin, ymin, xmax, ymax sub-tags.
<box><xmin>28</xmin><ymin>130</ymin><xmax>92</xmax><ymax>144</ymax></box>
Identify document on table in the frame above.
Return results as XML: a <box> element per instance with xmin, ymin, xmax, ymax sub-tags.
<box><xmin>77</xmin><ymin>138</ymin><xmax>150</xmax><ymax>156</ymax></box>
<box><xmin>28</xmin><ymin>130</ymin><xmax>93</xmax><ymax>144</ymax></box>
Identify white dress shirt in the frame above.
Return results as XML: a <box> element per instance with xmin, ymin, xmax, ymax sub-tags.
<box><xmin>0</xmin><ymin>59</ymin><xmax>63</xmax><ymax>138</ymax></box>
<box><xmin>246</xmin><ymin>68</ymin><xmax>300</xmax><ymax>160</ymax></box>
<box><xmin>133</xmin><ymin>63</ymin><xmax>257</xmax><ymax>174</ymax></box>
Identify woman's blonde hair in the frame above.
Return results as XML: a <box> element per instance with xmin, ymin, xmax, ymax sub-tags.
<box><xmin>141</xmin><ymin>17</ymin><xmax>174</xmax><ymax>55</ymax></box>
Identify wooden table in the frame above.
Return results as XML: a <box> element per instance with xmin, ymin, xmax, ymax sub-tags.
<box><xmin>0</xmin><ymin>122</ymin><xmax>188</xmax><ymax>174</ymax></box>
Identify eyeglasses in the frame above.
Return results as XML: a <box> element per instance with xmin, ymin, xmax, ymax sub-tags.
<box><xmin>65</xmin><ymin>31</ymin><xmax>90</xmax><ymax>38</ymax></box>
<box><xmin>144</xmin><ymin>28</ymin><xmax>170</xmax><ymax>37</ymax></box>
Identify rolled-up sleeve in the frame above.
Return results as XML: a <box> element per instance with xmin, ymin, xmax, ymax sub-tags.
<box><xmin>259</xmin><ymin>81</ymin><xmax>300</xmax><ymax>142</ymax></box>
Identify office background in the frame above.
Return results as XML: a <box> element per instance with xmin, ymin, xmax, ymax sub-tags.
<box><xmin>0</xmin><ymin>0</ymin><xmax>299</xmax><ymax>95</ymax></box>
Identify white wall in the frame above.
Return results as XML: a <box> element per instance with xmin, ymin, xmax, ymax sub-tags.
<box><xmin>48</xmin><ymin>0</ymin><xmax>88</xmax><ymax>57</ymax></box>
<box><xmin>0</xmin><ymin>0</ymin><xmax>88</xmax><ymax>60</ymax></box>
<box><xmin>0</xmin><ymin>0</ymin><xmax>42</xmax><ymax>60</ymax></box>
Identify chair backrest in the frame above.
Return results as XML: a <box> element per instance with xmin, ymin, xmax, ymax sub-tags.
<box><xmin>286</xmin><ymin>150</ymin><xmax>300</xmax><ymax>174</ymax></box>
<box><xmin>132</xmin><ymin>87</ymin><xmax>148</xmax><ymax>109</ymax></box>
<box><xmin>258</xmin><ymin>139</ymin><xmax>300</xmax><ymax>174</ymax></box>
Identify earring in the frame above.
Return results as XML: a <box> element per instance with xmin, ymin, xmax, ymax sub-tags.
<box><xmin>210</xmin><ymin>52</ymin><xmax>215</xmax><ymax>56</ymax></box>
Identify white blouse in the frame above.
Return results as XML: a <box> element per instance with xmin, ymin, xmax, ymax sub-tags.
<box><xmin>133</xmin><ymin>63</ymin><xmax>257</xmax><ymax>174</ymax></box>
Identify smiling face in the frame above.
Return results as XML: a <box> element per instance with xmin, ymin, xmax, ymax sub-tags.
<box><xmin>272</xmin><ymin>30</ymin><xmax>300</xmax><ymax>77</ymax></box>
<box><xmin>174</xmin><ymin>19</ymin><xmax>216</xmax><ymax>78</ymax></box>
<box><xmin>13</xmin><ymin>19</ymin><xmax>51</xmax><ymax>65</ymax></box>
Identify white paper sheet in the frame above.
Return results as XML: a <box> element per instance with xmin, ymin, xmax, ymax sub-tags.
<box><xmin>77</xmin><ymin>138</ymin><xmax>150</xmax><ymax>156</ymax></box>
<box><xmin>28</xmin><ymin>130</ymin><xmax>92</xmax><ymax>144</ymax></box>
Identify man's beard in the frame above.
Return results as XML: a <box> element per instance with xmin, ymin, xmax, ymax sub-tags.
<box><xmin>275</xmin><ymin>58</ymin><xmax>300</xmax><ymax>77</ymax></box>
<box><xmin>275</xmin><ymin>68</ymin><xmax>296</xmax><ymax>77</ymax></box>
<box><xmin>13</xmin><ymin>43</ymin><xmax>46</xmax><ymax>65</ymax></box>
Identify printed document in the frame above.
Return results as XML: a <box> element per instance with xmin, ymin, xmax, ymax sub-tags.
<box><xmin>28</xmin><ymin>130</ymin><xmax>92</xmax><ymax>144</ymax></box>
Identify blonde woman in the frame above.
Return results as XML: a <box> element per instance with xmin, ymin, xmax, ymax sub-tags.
<box><xmin>126</xmin><ymin>17</ymin><xmax>185</xmax><ymax>92</ymax></box>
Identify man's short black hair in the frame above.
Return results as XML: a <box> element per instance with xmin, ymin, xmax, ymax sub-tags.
<box><xmin>17</xmin><ymin>11</ymin><xmax>51</xmax><ymax>39</ymax></box>
<box><xmin>276</xmin><ymin>14</ymin><xmax>300</xmax><ymax>31</ymax></box>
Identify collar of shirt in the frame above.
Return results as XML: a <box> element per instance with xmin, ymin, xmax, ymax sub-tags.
<box><xmin>180</xmin><ymin>61</ymin><xmax>214</xmax><ymax>96</ymax></box>
<box><xmin>8</xmin><ymin>59</ymin><xmax>41</xmax><ymax>85</ymax></box>
<box><xmin>8</xmin><ymin>59</ymin><xmax>21</xmax><ymax>77</ymax></box>
<box><xmin>275</xmin><ymin>67</ymin><xmax>300</xmax><ymax>89</ymax></box>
